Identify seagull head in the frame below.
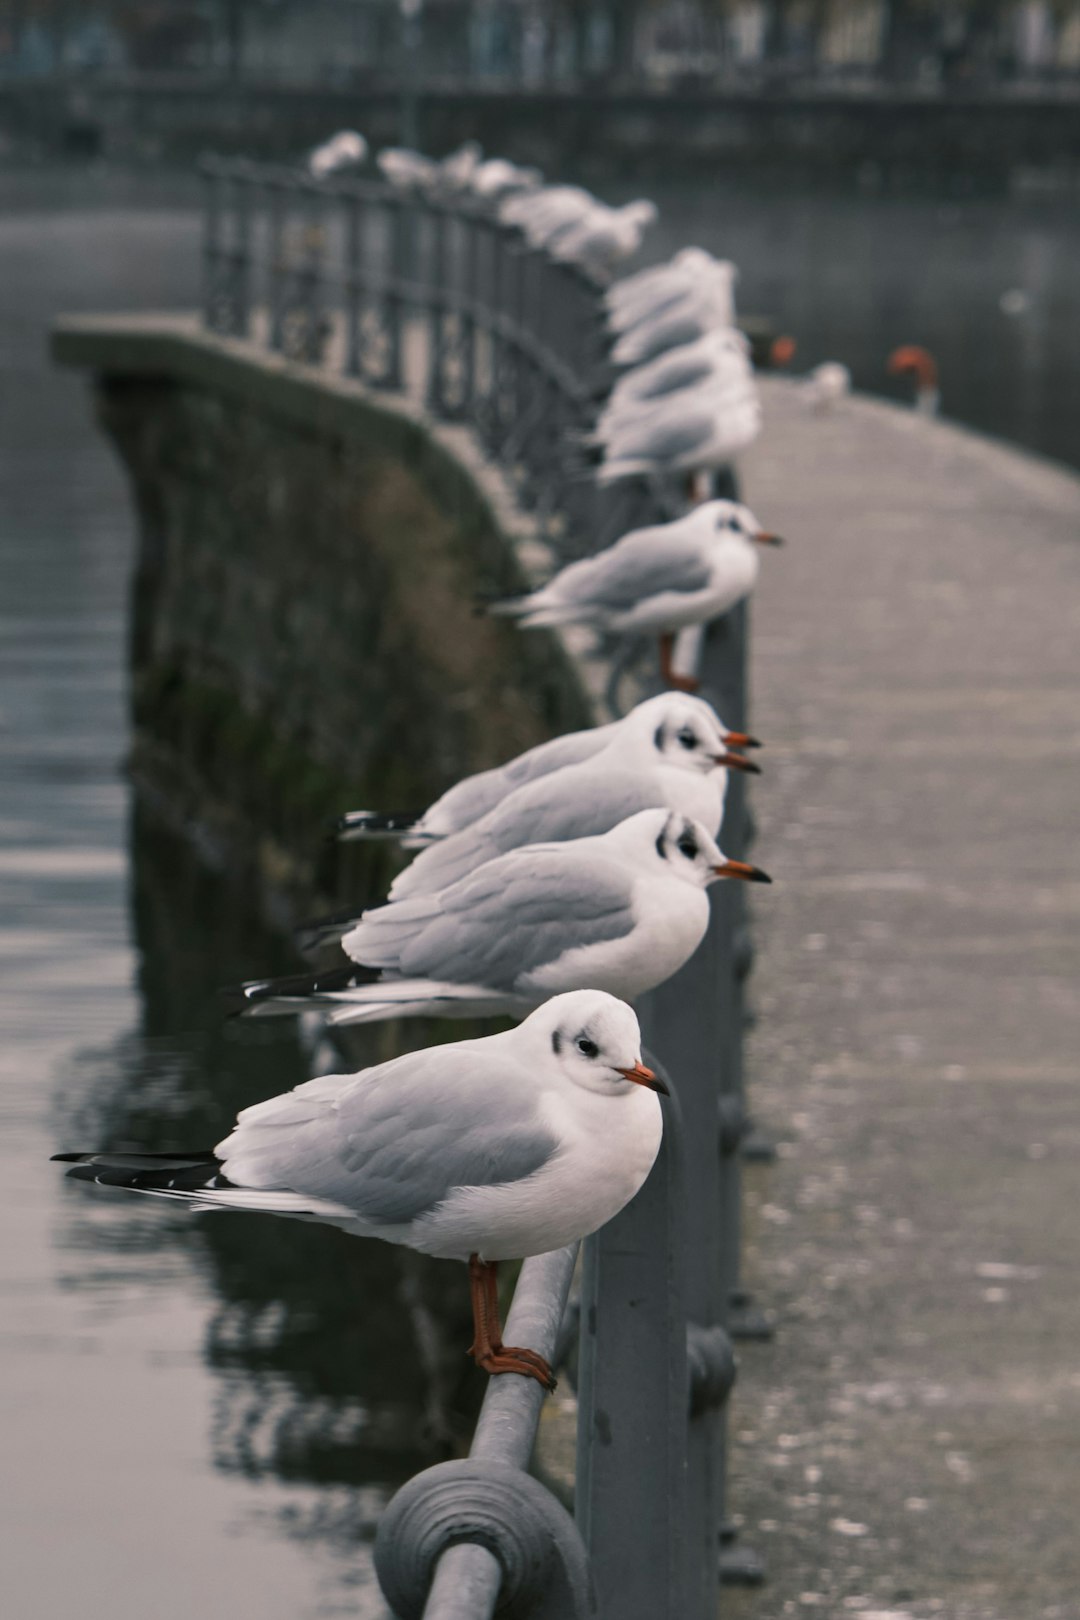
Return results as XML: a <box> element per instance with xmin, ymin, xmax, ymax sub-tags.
<box><xmin>527</xmin><ymin>991</ymin><xmax>668</xmax><ymax>1098</ymax></box>
<box><xmin>629</xmin><ymin>694</ymin><xmax>761</xmax><ymax>777</ymax></box>
<box><xmin>707</xmin><ymin>499</ymin><xmax>783</xmax><ymax>548</ymax></box>
<box><xmin>624</xmin><ymin>810</ymin><xmax>771</xmax><ymax>889</ymax></box>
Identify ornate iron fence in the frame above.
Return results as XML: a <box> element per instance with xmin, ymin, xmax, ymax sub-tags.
<box><xmin>200</xmin><ymin>155</ymin><xmax>764</xmax><ymax>1618</ymax></box>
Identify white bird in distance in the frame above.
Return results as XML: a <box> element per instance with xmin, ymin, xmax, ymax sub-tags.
<box><xmin>230</xmin><ymin>809</ymin><xmax>769</xmax><ymax>1025</ymax></box>
<box><xmin>308</xmin><ymin>130</ymin><xmax>368</xmax><ymax>179</ymax></box>
<box><xmin>56</xmin><ymin>991</ymin><xmax>666</xmax><ymax>1391</ymax></box>
<box><xmin>487</xmin><ymin>500</ymin><xmax>780</xmax><ymax>688</ymax></box>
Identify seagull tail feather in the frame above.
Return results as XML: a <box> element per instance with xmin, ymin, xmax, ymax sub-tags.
<box><xmin>334</xmin><ymin>809</ymin><xmax>422</xmax><ymax>842</ymax></box>
<box><xmin>51</xmin><ymin>1152</ymin><xmax>355</xmax><ymax>1220</ymax></box>
<box><xmin>221</xmin><ymin>962</ymin><xmax>380</xmax><ymax>1019</ymax></box>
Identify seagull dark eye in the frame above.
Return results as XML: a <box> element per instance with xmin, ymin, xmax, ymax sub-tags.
<box><xmin>576</xmin><ymin>1036</ymin><xmax>600</xmax><ymax>1059</ymax></box>
<box><xmin>677</xmin><ymin>834</ymin><xmax>699</xmax><ymax>860</ymax></box>
<box><xmin>676</xmin><ymin>726</ymin><xmax>698</xmax><ymax>750</ymax></box>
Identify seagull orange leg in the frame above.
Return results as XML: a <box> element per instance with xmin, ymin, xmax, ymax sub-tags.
<box><xmin>467</xmin><ymin>1254</ymin><xmax>557</xmax><ymax>1391</ymax></box>
<box><xmin>658</xmin><ymin>632</ymin><xmax>701</xmax><ymax>694</ymax></box>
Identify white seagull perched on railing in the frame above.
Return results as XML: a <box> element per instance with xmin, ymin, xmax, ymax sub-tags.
<box><xmin>469</xmin><ymin>157</ymin><xmax>543</xmax><ymax>202</ymax></box>
<box><xmin>547</xmin><ymin>200</ymin><xmax>659</xmax><ymax>278</ymax></box>
<box><xmin>229</xmin><ymin>809</ymin><xmax>769</xmax><ymax>1025</ymax></box>
<box><xmin>437</xmin><ymin>140</ymin><xmax>484</xmax><ymax>191</ymax></box>
<box><xmin>308</xmin><ymin>130</ymin><xmax>368</xmax><ymax>179</ymax></box>
<box><xmin>499</xmin><ymin>184</ymin><xmax>597</xmax><ymax>246</ymax></box>
<box><xmin>605</xmin><ymin>251</ymin><xmax>737</xmax><ymax>335</ymax></box>
<box><xmin>376</xmin><ymin>146</ymin><xmax>440</xmax><ymax>192</ymax></box>
<box><xmin>488</xmin><ymin>500</ymin><xmax>780</xmax><ymax>689</ymax></box>
<box><xmin>603</xmin><ymin>327</ymin><xmax>753</xmax><ymax>418</ymax></box>
<box><xmin>609</xmin><ymin>283</ymin><xmax>742</xmax><ymax>370</ymax></box>
<box><xmin>323</xmin><ymin>704</ymin><xmax>759</xmax><ymax>910</ymax></box>
<box><xmin>334</xmin><ymin>692</ymin><xmax>757</xmax><ymax>847</ymax></box>
<box><xmin>591</xmin><ymin>378</ymin><xmax>762</xmax><ymax>484</ymax></box>
<box><xmin>56</xmin><ymin>990</ymin><xmax>666</xmax><ymax>1391</ymax></box>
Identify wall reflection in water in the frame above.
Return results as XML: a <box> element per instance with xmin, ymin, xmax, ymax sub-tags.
<box><xmin>56</xmin><ymin>802</ymin><xmax>487</xmax><ymax>1586</ymax></box>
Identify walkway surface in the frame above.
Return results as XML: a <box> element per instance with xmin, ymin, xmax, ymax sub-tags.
<box><xmin>724</xmin><ymin>381</ymin><xmax>1080</xmax><ymax>1620</ymax></box>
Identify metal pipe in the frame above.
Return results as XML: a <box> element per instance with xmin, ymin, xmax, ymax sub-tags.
<box><xmin>421</xmin><ymin>1245</ymin><xmax>578</xmax><ymax>1620</ymax></box>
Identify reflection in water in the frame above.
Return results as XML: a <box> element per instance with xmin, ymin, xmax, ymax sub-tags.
<box><xmin>55</xmin><ymin>807</ymin><xmax>486</xmax><ymax>1601</ymax></box>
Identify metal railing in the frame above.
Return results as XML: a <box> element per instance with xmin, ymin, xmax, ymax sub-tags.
<box><xmin>200</xmin><ymin>157</ymin><xmax>762</xmax><ymax>1618</ymax></box>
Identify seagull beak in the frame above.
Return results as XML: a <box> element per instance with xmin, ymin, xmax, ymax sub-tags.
<box><xmin>617</xmin><ymin>1061</ymin><xmax>669</xmax><ymax>1095</ymax></box>
<box><xmin>754</xmin><ymin>531</ymin><xmax>784</xmax><ymax>546</ymax></box>
<box><xmin>723</xmin><ymin>731</ymin><xmax>762</xmax><ymax>749</ymax></box>
<box><xmin>713</xmin><ymin>859</ymin><xmax>772</xmax><ymax>884</ymax></box>
<box><xmin>711</xmin><ymin>751</ymin><xmax>761</xmax><ymax>775</ymax></box>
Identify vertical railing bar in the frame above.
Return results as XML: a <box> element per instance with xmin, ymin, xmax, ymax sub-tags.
<box><xmin>345</xmin><ymin>187</ymin><xmax>362</xmax><ymax>378</ymax></box>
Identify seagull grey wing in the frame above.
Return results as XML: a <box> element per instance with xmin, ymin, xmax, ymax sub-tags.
<box><xmin>580</xmin><ymin>530</ymin><xmax>713</xmax><ymax>612</ymax></box>
<box><xmin>398</xmin><ymin>846</ymin><xmax>638</xmax><ymax>990</ymax></box>
<box><xmin>333</xmin><ymin>1054</ymin><xmax>561</xmax><ymax>1224</ymax></box>
<box><xmin>222</xmin><ymin>1052</ymin><xmax>559</xmax><ymax>1225</ymax></box>
<box><xmin>426</xmin><ymin>726</ymin><xmax>610</xmax><ymax>828</ymax></box>
<box><xmin>608</xmin><ymin>409</ymin><xmax>715</xmax><ymax>468</ymax></box>
<box><xmin>484</xmin><ymin>765</ymin><xmax>666</xmax><ymax>848</ymax></box>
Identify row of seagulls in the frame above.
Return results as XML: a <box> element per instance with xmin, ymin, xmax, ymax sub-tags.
<box><xmin>488</xmin><ymin>501</ymin><xmax>779</xmax><ymax>688</ymax></box>
<box><xmin>56</xmin><ymin>165</ymin><xmax>776</xmax><ymax>1394</ymax></box>
<box><xmin>57</xmin><ymin>990</ymin><xmax>665</xmax><ymax>1391</ymax></box>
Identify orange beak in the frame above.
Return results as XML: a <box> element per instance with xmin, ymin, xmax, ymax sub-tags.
<box><xmin>616</xmin><ymin>1061</ymin><xmax>669</xmax><ymax>1095</ymax></box>
<box><xmin>723</xmin><ymin>731</ymin><xmax>761</xmax><ymax>749</ymax></box>
<box><xmin>754</xmin><ymin>531</ymin><xmax>784</xmax><ymax>546</ymax></box>
<box><xmin>713</xmin><ymin>859</ymin><xmax>772</xmax><ymax>884</ymax></box>
<box><xmin>712</xmin><ymin>751</ymin><xmax>761</xmax><ymax>775</ymax></box>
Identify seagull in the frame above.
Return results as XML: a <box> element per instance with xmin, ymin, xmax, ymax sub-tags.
<box><xmin>488</xmin><ymin>501</ymin><xmax>779</xmax><ymax>689</ymax></box>
<box><xmin>437</xmin><ymin>140</ymin><xmax>484</xmax><ymax>191</ymax></box>
<box><xmin>356</xmin><ymin>703</ymin><xmax>759</xmax><ymax>904</ymax></box>
<box><xmin>887</xmin><ymin>345</ymin><xmax>940</xmax><ymax>415</ymax></box>
<box><xmin>469</xmin><ymin>158</ymin><xmax>543</xmax><ymax>202</ymax></box>
<box><xmin>55</xmin><ymin>991</ymin><xmax>666</xmax><ymax>1391</ymax></box>
<box><xmin>231</xmin><ymin>809</ymin><xmax>770</xmax><ymax>1025</ymax></box>
<box><xmin>335</xmin><ymin>693</ymin><xmax>758</xmax><ymax>846</ymax></box>
<box><xmin>801</xmin><ymin>361</ymin><xmax>851</xmax><ymax>411</ymax></box>
<box><xmin>308</xmin><ymin>130</ymin><xmax>368</xmax><ymax>179</ymax></box>
<box><xmin>609</xmin><ymin>286</ymin><xmax>739</xmax><ymax>370</ymax></box>
<box><xmin>377</xmin><ymin>146</ymin><xmax>440</xmax><ymax>192</ymax></box>
<box><xmin>548</xmin><ymin>200</ymin><xmax>659</xmax><ymax>278</ymax></box>
<box><xmin>603</xmin><ymin>328</ymin><xmax>753</xmax><ymax>418</ymax></box>
<box><xmin>592</xmin><ymin>381</ymin><xmax>762</xmax><ymax>484</ymax></box>
<box><xmin>499</xmin><ymin>185</ymin><xmax>596</xmax><ymax>246</ymax></box>
<box><xmin>606</xmin><ymin>252</ymin><xmax>737</xmax><ymax>335</ymax></box>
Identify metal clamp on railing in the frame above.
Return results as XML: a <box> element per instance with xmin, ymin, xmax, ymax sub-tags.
<box><xmin>374</xmin><ymin>1246</ymin><xmax>591</xmax><ymax>1620</ymax></box>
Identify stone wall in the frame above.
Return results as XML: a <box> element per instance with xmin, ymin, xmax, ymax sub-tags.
<box><xmin>54</xmin><ymin>315</ymin><xmax>595</xmax><ymax>929</ymax></box>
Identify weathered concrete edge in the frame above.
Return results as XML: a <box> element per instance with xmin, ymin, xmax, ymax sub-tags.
<box><xmin>51</xmin><ymin>311</ymin><xmax>613</xmax><ymax>716</ymax></box>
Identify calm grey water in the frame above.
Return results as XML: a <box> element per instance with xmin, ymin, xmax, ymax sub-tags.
<box><xmin>2</xmin><ymin>165</ymin><xmax>1078</xmax><ymax>1619</ymax></box>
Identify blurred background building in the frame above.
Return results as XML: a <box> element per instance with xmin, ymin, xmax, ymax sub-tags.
<box><xmin>2</xmin><ymin>1</ymin><xmax>1080</xmax><ymax>88</ymax></box>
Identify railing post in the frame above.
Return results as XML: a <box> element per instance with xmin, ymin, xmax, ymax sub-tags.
<box><xmin>231</xmin><ymin>163</ymin><xmax>252</xmax><ymax>338</ymax></box>
<box><xmin>200</xmin><ymin>156</ymin><xmax>221</xmax><ymax>329</ymax></box>
<box><xmin>575</xmin><ymin>1055</ymin><xmax>688</xmax><ymax>1618</ymax></box>
<box><xmin>383</xmin><ymin>193</ymin><xmax>407</xmax><ymax>392</ymax></box>
<box><xmin>267</xmin><ymin>177</ymin><xmax>286</xmax><ymax>353</ymax></box>
<box><xmin>344</xmin><ymin>188</ymin><xmax>363</xmax><ymax>378</ymax></box>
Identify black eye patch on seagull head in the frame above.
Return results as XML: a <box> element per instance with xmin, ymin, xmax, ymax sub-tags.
<box><xmin>676</xmin><ymin>725</ymin><xmax>698</xmax><ymax>749</ymax></box>
<box><xmin>576</xmin><ymin>1035</ymin><xmax>600</xmax><ymax>1059</ymax></box>
<box><xmin>677</xmin><ymin>828</ymin><xmax>700</xmax><ymax>860</ymax></box>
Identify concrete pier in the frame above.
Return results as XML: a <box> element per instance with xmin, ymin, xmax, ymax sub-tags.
<box><xmin>727</xmin><ymin>382</ymin><xmax>1080</xmax><ymax>1618</ymax></box>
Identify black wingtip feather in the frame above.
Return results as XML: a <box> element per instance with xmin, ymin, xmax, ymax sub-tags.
<box><xmin>220</xmin><ymin>961</ymin><xmax>382</xmax><ymax>1017</ymax></box>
